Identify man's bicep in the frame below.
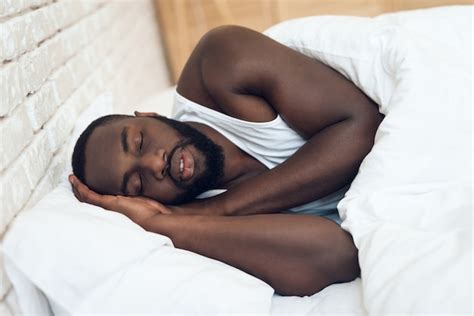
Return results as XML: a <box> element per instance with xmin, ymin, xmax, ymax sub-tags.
<box><xmin>200</xmin><ymin>25</ymin><xmax>379</xmax><ymax>138</ymax></box>
<box><xmin>253</xmin><ymin>45</ymin><xmax>379</xmax><ymax>138</ymax></box>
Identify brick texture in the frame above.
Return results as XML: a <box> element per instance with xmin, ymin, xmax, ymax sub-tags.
<box><xmin>0</xmin><ymin>0</ymin><xmax>170</xmax><ymax>308</ymax></box>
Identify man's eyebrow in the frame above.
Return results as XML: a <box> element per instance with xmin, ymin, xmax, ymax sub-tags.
<box><xmin>121</xmin><ymin>127</ymin><xmax>129</xmax><ymax>153</ymax></box>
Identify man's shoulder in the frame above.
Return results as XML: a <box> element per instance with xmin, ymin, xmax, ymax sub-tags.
<box><xmin>176</xmin><ymin>26</ymin><xmax>277</xmax><ymax>123</ymax></box>
<box><xmin>175</xmin><ymin>32</ymin><xmax>225</xmax><ymax>114</ymax></box>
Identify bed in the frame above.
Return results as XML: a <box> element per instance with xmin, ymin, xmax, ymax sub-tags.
<box><xmin>2</xmin><ymin>5</ymin><xmax>472</xmax><ymax>315</ymax></box>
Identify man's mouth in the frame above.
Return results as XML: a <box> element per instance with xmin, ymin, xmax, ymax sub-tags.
<box><xmin>170</xmin><ymin>146</ymin><xmax>194</xmax><ymax>183</ymax></box>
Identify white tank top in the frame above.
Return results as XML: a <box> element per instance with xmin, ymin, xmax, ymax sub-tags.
<box><xmin>172</xmin><ymin>91</ymin><xmax>349</xmax><ymax>216</ymax></box>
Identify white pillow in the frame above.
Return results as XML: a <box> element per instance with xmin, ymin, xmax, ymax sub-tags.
<box><xmin>4</xmin><ymin>184</ymin><xmax>273</xmax><ymax>314</ymax></box>
<box><xmin>133</xmin><ymin>85</ymin><xmax>176</xmax><ymax>117</ymax></box>
<box><xmin>3</xmin><ymin>92</ymin><xmax>274</xmax><ymax>314</ymax></box>
<box><xmin>3</xmin><ymin>92</ymin><xmax>116</xmax><ymax>315</ymax></box>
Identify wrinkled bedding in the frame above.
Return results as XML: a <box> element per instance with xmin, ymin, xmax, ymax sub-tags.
<box><xmin>265</xmin><ymin>5</ymin><xmax>472</xmax><ymax>314</ymax></box>
<box><xmin>3</xmin><ymin>5</ymin><xmax>472</xmax><ymax>315</ymax></box>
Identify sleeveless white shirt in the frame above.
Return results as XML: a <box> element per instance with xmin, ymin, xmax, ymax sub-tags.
<box><xmin>172</xmin><ymin>91</ymin><xmax>349</xmax><ymax>217</ymax></box>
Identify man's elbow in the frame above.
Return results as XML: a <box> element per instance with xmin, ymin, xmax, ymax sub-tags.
<box><xmin>353</xmin><ymin>104</ymin><xmax>384</xmax><ymax>143</ymax></box>
<box><xmin>272</xmin><ymin>226</ymin><xmax>360</xmax><ymax>297</ymax></box>
<box><xmin>272</xmin><ymin>250</ymin><xmax>360</xmax><ymax>297</ymax></box>
<box><xmin>309</xmin><ymin>227</ymin><xmax>360</xmax><ymax>293</ymax></box>
<box><xmin>329</xmin><ymin>229</ymin><xmax>360</xmax><ymax>283</ymax></box>
<box><xmin>343</xmin><ymin>108</ymin><xmax>384</xmax><ymax>172</ymax></box>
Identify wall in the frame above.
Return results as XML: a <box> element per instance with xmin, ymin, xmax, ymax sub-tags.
<box><xmin>0</xmin><ymin>0</ymin><xmax>170</xmax><ymax>314</ymax></box>
<box><xmin>155</xmin><ymin>0</ymin><xmax>473</xmax><ymax>82</ymax></box>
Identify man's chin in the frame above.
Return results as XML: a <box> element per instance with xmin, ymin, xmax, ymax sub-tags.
<box><xmin>167</xmin><ymin>191</ymin><xmax>198</xmax><ymax>205</ymax></box>
<box><xmin>168</xmin><ymin>178</ymin><xmax>216</xmax><ymax>205</ymax></box>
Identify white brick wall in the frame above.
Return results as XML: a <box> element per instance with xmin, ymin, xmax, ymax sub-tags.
<box><xmin>0</xmin><ymin>0</ymin><xmax>170</xmax><ymax>311</ymax></box>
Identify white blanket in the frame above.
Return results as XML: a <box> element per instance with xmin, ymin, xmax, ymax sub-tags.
<box><xmin>265</xmin><ymin>5</ymin><xmax>472</xmax><ymax>314</ymax></box>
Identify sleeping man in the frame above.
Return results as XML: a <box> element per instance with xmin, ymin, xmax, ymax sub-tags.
<box><xmin>69</xmin><ymin>26</ymin><xmax>384</xmax><ymax>296</ymax></box>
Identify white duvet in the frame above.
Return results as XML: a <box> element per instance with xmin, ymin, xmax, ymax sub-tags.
<box><xmin>265</xmin><ymin>5</ymin><xmax>472</xmax><ymax>314</ymax></box>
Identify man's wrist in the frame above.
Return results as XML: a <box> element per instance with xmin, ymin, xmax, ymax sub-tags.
<box><xmin>141</xmin><ymin>214</ymin><xmax>206</xmax><ymax>249</ymax></box>
<box><xmin>174</xmin><ymin>198</ymin><xmax>227</xmax><ymax>216</ymax></box>
<box><xmin>140</xmin><ymin>213</ymin><xmax>177</xmax><ymax>237</ymax></box>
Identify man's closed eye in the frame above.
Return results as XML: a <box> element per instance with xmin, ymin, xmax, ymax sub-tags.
<box><xmin>138</xmin><ymin>131</ymin><xmax>143</xmax><ymax>153</ymax></box>
<box><xmin>138</xmin><ymin>172</ymin><xmax>144</xmax><ymax>195</ymax></box>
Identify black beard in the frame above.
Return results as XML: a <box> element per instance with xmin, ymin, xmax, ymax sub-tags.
<box><xmin>151</xmin><ymin>116</ymin><xmax>225</xmax><ymax>204</ymax></box>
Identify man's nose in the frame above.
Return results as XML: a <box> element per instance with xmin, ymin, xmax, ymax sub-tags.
<box><xmin>139</xmin><ymin>148</ymin><xmax>167</xmax><ymax>180</ymax></box>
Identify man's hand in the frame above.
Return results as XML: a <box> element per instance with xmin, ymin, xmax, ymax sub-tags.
<box><xmin>69</xmin><ymin>175</ymin><xmax>172</xmax><ymax>225</ymax></box>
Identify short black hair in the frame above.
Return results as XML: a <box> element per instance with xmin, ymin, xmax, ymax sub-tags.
<box><xmin>72</xmin><ymin>114</ymin><xmax>131</xmax><ymax>184</ymax></box>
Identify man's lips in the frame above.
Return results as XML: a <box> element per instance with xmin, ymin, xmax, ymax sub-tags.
<box><xmin>170</xmin><ymin>146</ymin><xmax>194</xmax><ymax>182</ymax></box>
<box><xmin>181</xmin><ymin>148</ymin><xmax>195</xmax><ymax>181</ymax></box>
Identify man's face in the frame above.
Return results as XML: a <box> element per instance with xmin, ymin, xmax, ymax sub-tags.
<box><xmin>84</xmin><ymin>116</ymin><xmax>224</xmax><ymax>204</ymax></box>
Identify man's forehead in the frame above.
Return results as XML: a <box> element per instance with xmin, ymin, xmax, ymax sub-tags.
<box><xmin>90</xmin><ymin>120</ymin><xmax>121</xmax><ymax>141</ymax></box>
<box><xmin>84</xmin><ymin>121</ymin><xmax>126</xmax><ymax>192</ymax></box>
<box><xmin>102</xmin><ymin>116</ymin><xmax>165</xmax><ymax>129</ymax></box>
<box><xmin>104</xmin><ymin>116</ymin><xmax>136</xmax><ymax>129</ymax></box>
<box><xmin>92</xmin><ymin>117</ymin><xmax>144</xmax><ymax>137</ymax></box>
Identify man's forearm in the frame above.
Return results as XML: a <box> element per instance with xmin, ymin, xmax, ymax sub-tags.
<box><xmin>203</xmin><ymin>115</ymin><xmax>380</xmax><ymax>216</ymax></box>
<box><xmin>140</xmin><ymin>213</ymin><xmax>359</xmax><ymax>296</ymax></box>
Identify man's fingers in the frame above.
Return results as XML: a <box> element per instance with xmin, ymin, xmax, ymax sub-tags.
<box><xmin>69</xmin><ymin>175</ymin><xmax>84</xmax><ymax>201</ymax></box>
<box><xmin>69</xmin><ymin>174</ymin><xmax>110</xmax><ymax>208</ymax></box>
<box><xmin>69</xmin><ymin>175</ymin><xmax>88</xmax><ymax>201</ymax></box>
<box><xmin>134</xmin><ymin>111</ymin><xmax>162</xmax><ymax>118</ymax></box>
<box><xmin>71</xmin><ymin>184</ymin><xmax>82</xmax><ymax>201</ymax></box>
<box><xmin>68</xmin><ymin>175</ymin><xmax>172</xmax><ymax>219</ymax></box>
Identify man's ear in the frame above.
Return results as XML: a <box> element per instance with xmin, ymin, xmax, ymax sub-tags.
<box><xmin>134</xmin><ymin>111</ymin><xmax>162</xmax><ymax>118</ymax></box>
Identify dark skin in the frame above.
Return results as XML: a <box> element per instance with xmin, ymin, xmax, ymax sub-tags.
<box><xmin>70</xmin><ymin>26</ymin><xmax>384</xmax><ymax>296</ymax></box>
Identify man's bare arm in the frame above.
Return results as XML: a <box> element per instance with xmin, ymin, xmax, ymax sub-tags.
<box><xmin>140</xmin><ymin>213</ymin><xmax>359</xmax><ymax>296</ymax></box>
<box><xmin>203</xmin><ymin>115</ymin><xmax>378</xmax><ymax>216</ymax></box>
<box><xmin>176</xmin><ymin>26</ymin><xmax>383</xmax><ymax>216</ymax></box>
<box><xmin>68</xmin><ymin>176</ymin><xmax>359</xmax><ymax>296</ymax></box>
